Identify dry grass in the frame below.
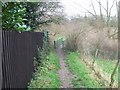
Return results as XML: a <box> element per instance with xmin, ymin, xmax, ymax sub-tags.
<box><xmin>39</xmin><ymin>18</ymin><xmax>118</xmax><ymax>59</ymax></box>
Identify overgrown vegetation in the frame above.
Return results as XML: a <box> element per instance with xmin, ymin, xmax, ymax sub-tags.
<box><xmin>48</xmin><ymin>13</ymin><xmax>118</xmax><ymax>87</ymax></box>
<box><xmin>28</xmin><ymin>29</ymin><xmax>61</xmax><ymax>88</ymax></box>
<box><xmin>66</xmin><ymin>52</ymin><xmax>102</xmax><ymax>88</ymax></box>
<box><xmin>65</xmin><ymin>34</ymin><xmax>78</xmax><ymax>52</ymax></box>
<box><xmin>48</xmin><ymin>21</ymin><xmax>117</xmax><ymax>60</ymax></box>
<box><xmin>95</xmin><ymin>58</ymin><xmax>118</xmax><ymax>82</ymax></box>
<box><xmin>28</xmin><ymin>51</ymin><xmax>60</xmax><ymax>88</ymax></box>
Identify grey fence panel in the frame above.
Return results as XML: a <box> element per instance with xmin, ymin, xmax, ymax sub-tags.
<box><xmin>2</xmin><ymin>31</ymin><xmax>44</xmax><ymax>89</ymax></box>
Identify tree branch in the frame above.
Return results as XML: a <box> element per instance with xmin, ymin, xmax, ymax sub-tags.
<box><xmin>91</xmin><ymin>0</ymin><xmax>97</xmax><ymax>16</ymax></box>
<box><xmin>84</xmin><ymin>8</ymin><xmax>97</xmax><ymax>19</ymax></box>
<box><xmin>96</xmin><ymin>0</ymin><xmax>107</xmax><ymax>12</ymax></box>
<box><xmin>108</xmin><ymin>0</ymin><xmax>115</xmax><ymax>18</ymax></box>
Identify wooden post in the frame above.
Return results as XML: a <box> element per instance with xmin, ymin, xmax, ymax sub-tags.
<box><xmin>54</xmin><ymin>41</ymin><xmax>56</xmax><ymax>49</ymax></box>
<box><xmin>0</xmin><ymin>30</ymin><xmax>2</xmax><ymax>90</ymax></box>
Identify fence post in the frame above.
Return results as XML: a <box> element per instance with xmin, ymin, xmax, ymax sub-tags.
<box><xmin>0</xmin><ymin>30</ymin><xmax>2</xmax><ymax>90</ymax></box>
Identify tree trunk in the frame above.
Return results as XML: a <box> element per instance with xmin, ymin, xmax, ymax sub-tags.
<box><xmin>110</xmin><ymin>1</ymin><xmax>120</xmax><ymax>87</ymax></box>
<box><xmin>109</xmin><ymin>60</ymin><xmax>119</xmax><ymax>87</ymax></box>
<box><xmin>99</xmin><ymin>0</ymin><xmax>103</xmax><ymax>20</ymax></box>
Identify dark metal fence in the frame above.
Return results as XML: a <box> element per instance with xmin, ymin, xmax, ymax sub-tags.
<box><xmin>1</xmin><ymin>31</ymin><xmax>44</xmax><ymax>89</ymax></box>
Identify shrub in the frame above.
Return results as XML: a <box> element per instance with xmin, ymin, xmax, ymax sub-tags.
<box><xmin>65</xmin><ymin>33</ymin><xmax>78</xmax><ymax>52</ymax></box>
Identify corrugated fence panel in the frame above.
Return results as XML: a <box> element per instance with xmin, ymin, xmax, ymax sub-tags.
<box><xmin>1</xmin><ymin>31</ymin><xmax>44</xmax><ymax>89</ymax></box>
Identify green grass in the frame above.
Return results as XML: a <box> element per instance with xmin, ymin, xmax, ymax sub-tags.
<box><xmin>95</xmin><ymin>58</ymin><xmax>118</xmax><ymax>82</ymax></box>
<box><xmin>66</xmin><ymin>52</ymin><xmax>102</xmax><ymax>88</ymax></box>
<box><xmin>28</xmin><ymin>51</ymin><xmax>60</xmax><ymax>88</ymax></box>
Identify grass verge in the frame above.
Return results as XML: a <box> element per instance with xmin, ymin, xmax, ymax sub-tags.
<box><xmin>28</xmin><ymin>51</ymin><xmax>60</xmax><ymax>88</ymax></box>
<box><xmin>66</xmin><ymin>52</ymin><xmax>102</xmax><ymax>88</ymax></box>
<box><xmin>95</xmin><ymin>58</ymin><xmax>118</xmax><ymax>82</ymax></box>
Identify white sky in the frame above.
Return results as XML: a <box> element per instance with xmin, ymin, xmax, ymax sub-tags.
<box><xmin>60</xmin><ymin>0</ymin><xmax>119</xmax><ymax>17</ymax></box>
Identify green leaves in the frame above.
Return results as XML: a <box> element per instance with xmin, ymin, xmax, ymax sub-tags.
<box><xmin>2</xmin><ymin>2</ymin><xmax>63</xmax><ymax>31</ymax></box>
<box><xmin>15</xmin><ymin>23</ymin><xmax>26</xmax><ymax>31</ymax></box>
<box><xmin>2</xmin><ymin>2</ymin><xmax>28</xmax><ymax>31</ymax></box>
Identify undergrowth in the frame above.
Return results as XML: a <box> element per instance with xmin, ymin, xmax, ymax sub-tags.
<box><xmin>28</xmin><ymin>51</ymin><xmax>60</xmax><ymax>88</ymax></box>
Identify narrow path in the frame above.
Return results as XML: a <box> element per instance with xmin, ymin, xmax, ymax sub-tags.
<box><xmin>56</xmin><ymin>46</ymin><xmax>74</xmax><ymax>88</ymax></box>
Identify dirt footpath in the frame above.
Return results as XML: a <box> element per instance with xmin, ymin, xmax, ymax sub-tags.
<box><xmin>57</xmin><ymin>46</ymin><xmax>74</xmax><ymax>88</ymax></box>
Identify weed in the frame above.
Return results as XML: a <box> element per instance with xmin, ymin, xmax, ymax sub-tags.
<box><xmin>28</xmin><ymin>51</ymin><xmax>60</xmax><ymax>88</ymax></box>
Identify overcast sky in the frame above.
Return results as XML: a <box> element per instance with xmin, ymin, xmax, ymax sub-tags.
<box><xmin>60</xmin><ymin>0</ymin><xmax>119</xmax><ymax>17</ymax></box>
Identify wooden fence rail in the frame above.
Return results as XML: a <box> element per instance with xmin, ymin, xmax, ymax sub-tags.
<box><xmin>0</xmin><ymin>31</ymin><xmax>44</xmax><ymax>89</ymax></box>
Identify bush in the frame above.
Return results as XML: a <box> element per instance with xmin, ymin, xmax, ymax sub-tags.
<box><xmin>65</xmin><ymin>34</ymin><xmax>78</xmax><ymax>52</ymax></box>
<box><xmin>77</xmin><ymin>29</ymin><xmax>118</xmax><ymax>60</ymax></box>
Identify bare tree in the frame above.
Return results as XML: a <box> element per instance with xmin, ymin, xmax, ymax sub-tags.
<box><xmin>91</xmin><ymin>0</ymin><xmax>97</xmax><ymax>18</ymax></box>
<box><xmin>84</xmin><ymin>0</ymin><xmax>115</xmax><ymax>26</ymax></box>
<box><xmin>96</xmin><ymin>0</ymin><xmax>115</xmax><ymax>26</ymax></box>
<box><xmin>84</xmin><ymin>8</ymin><xmax>97</xmax><ymax>19</ymax></box>
<box><xmin>109</xmin><ymin>60</ymin><xmax>119</xmax><ymax>87</ymax></box>
<box><xmin>109</xmin><ymin>1</ymin><xmax>120</xmax><ymax>87</ymax></box>
<box><xmin>98</xmin><ymin>0</ymin><xmax>103</xmax><ymax>20</ymax></box>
